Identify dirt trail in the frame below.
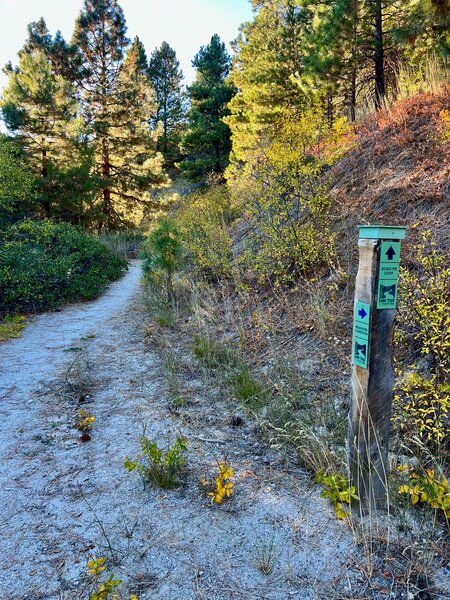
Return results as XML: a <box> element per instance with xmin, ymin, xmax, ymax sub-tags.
<box><xmin>0</xmin><ymin>261</ymin><xmax>359</xmax><ymax>600</ymax></box>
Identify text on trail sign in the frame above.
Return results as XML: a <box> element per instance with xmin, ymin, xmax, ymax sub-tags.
<box><xmin>377</xmin><ymin>241</ymin><xmax>401</xmax><ymax>310</ymax></box>
<box><xmin>353</xmin><ymin>301</ymin><xmax>370</xmax><ymax>368</ymax></box>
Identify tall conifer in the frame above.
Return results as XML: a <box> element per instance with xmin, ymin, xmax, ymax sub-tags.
<box><xmin>73</xmin><ymin>0</ymin><xmax>165</xmax><ymax>227</ymax></box>
<box><xmin>148</xmin><ymin>42</ymin><xmax>185</xmax><ymax>162</ymax></box>
<box><xmin>179</xmin><ymin>35</ymin><xmax>235</xmax><ymax>180</ymax></box>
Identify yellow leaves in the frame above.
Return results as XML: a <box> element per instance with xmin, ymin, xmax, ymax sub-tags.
<box><xmin>0</xmin><ymin>315</ymin><xmax>27</xmax><ymax>342</ymax></box>
<box><xmin>87</xmin><ymin>556</ymin><xmax>107</xmax><ymax>576</ymax></box>
<box><xmin>204</xmin><ymin>461</ymin><xmax>234</xmax><ymax>505</ymax></box>
<box><xmin>76</xmin><ymin>408</ymin><xmax>95</xmax><ymax>432</ymax></box>
<box><xmin>398</xmin><ymin>468</ymin><xmax>450</xmax><ymax>518</ymax></box>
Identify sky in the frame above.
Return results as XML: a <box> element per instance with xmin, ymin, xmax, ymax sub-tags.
<box><xmin>0</xmin><ymin>0</ymin><xmax>253</xmax><ymax>92</ymax></box>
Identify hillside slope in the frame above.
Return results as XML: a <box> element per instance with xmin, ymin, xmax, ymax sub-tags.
<box><xmin>331</xmin><ymin>87</ymin><xmax>450</xmax><ymax>262</ymax></box>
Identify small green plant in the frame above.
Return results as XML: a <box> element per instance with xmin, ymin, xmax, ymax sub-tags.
<box><xmin>398</xmin><ymin>466</ymin><xmax>450</xmax><ymax>519</ymax></box>
<box><xmin>201</xmin><ymin>460</ymin><xmax>234</xmax><ymax>504</ymax></box>
<box><xmin>228</xmin><ymin>364</ymin><xmax>265</xmax><ymax>408</ymax></box>
<box><xmin>255</xmin><ymin>536</ymin><xmax>282</xmax><ymax>576</ymax></box>
<box><xmin>315</xmin><ymin>471</ymin><xmax>359</xmax><ymax>519</ymax></box>
<box><xmin>0</xmin><ymin>314</ymin><xmax>26</xmax><ymax>341</ymax></box>
<box><xmin>142</xmin><ymin>218</ymin><xmax>182</xmax><ymax>302</ymax></box>
<box><xmin>192</xmin><ymin>334</ymin><xmax>238</xmax><ymax>369</ymax></box>
<box><xmin>86</xmin><ymin>557</ymin><xmax>137</xmax><ymax>600</ymax></box>
<box><xmin>124</xmin><ymin>434</ymin><xmax>188</xmax><ymax>489</ymax></box>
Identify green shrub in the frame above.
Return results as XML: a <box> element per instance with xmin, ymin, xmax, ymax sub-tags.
<box><xmin>124</xmin><ymin>435</ymin><xmax>188</xmax><ymax>489</ymax></box>
<box><xmin>142</xmin><ymin>218</ymin><xmax>182</xmax><ymax>302</ymax></box>
<box><xmin>0</xmin><ymin>220</ymin><xmax>126</xmax><ymax>316</ymax></box>
<box><xmin>231</xmin><ymin>108</ymin><xmax>342</xmax><ymax>285</ymax></box>
<box><xmin>192</xmin><ymin>334</ymin><xmax>238</xmax><ymax>369</ymax></box>
<box><xmin>175</xmin><ymin>186</ymin><xmax>236</xmax><ymax>281</ymax></box>
<box><xmin>394</xmin><ymin>232</ymin><xmax>450</xmax><ymax>454</ymax></box>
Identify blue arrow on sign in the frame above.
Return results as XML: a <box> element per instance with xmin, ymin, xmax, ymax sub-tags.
<box><xmin>385</xmin><ymin>246</ymin><xmax>396</xmax><ymax>260</ymax></box>
<box><xmin>358</xmin><ymin>307</ymin><xmax>367</xmax><ymax>319</ymax></box>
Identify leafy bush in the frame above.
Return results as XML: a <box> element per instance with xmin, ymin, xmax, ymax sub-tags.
<box><xmin>315</xmin><ymin>471</ymin><xmax>359</xmax><ymax>519</ymax></box>
<box><xmin>394</xmin><ymin>232</ymin><xmax>450</xmax><ymax>453</ymax></box>
<box><xmin>398</xmin><ymin>466</ymin><xmax>450</xmax><ymax>519</ymax></box>
<box><xmin>0</xmin><ymin>220</ymin><xmax>126</xmax><ymax>316</ymax></box>
<box><xmin>142</xmin><ymin>218</ymin><xmax>182</xmax><ymax>301</ymax></box>
<box><xmin>175</xmin><ymin>186</ymin><xmax>236</xmax><ymax>281</ymax></box>
<box><xmin>230</xmin><ymin>108</ymin><xmax>345</xmax><ymax>285</ymax></box>
<box><xmin>0</xmin><ymin>315</ymin><xmax>26</xmax><ymax>341</ymax></box>
<box><xmin>124</xmin><ymin>435</ymin><xmax>187</xmax><ymax>489</ymax></box>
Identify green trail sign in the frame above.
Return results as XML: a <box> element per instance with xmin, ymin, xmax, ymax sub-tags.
<box><xmin>377</xmin><ymin>241</ymin><xmax>401</xmax><ymax>309</ymax></box>
<box><xmin>350</xmin><ymin>225</ymin><xmax>407</xmax><ymax>510</ymax></box>
<box><xmin>353</xmin><ymin>301</ymin><xmax>370</xmax><ymax>368</ymax></box>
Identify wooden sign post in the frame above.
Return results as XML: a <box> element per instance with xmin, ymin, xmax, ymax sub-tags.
<box><xmin>348</xmin><ymin>225</ymin><xmax>407</xmax><ymax>511</ymax></box>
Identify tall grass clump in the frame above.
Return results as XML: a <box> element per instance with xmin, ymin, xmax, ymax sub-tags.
<box><xmin>97</xmin><ymin>229</ymin><xmax>145</xmax><ymax>260</ymax></box>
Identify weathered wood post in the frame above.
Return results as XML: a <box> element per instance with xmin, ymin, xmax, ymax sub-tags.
<box><xmin>348</xmin><ymin>225</ymin><xmax>407</xmax><ymax>510</ymax></box>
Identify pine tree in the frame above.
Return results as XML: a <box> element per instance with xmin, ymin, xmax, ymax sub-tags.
<box><xmin>23</xmin><ymin>17</ymin><xmax>82</xmax><ymax>82</ymax></box>
<box><xmin>73</xmin><ymin>0</ymin><xmax>165</xmax><ymax>228</ymax></box>
<box><xmin>179</xmin><ymin>34</ymin><xmax>235</xmax><ymax>180</ymax></box>
<box><xmin>0</xmin><ymin>135</ymin><xmax>37</xmax><ymax>225</ymax></box>
<box><xmin>226</xmin><ymin>1</ymin><xmax>309</xmax><ymax>176</ymax></box>
<box><xmin>148</xmin><ymin>42</ymin><xmax>185</xmax><ymax>162</ymax></box>
<box><xmin>1</xmin><ymin>49</ymin><xmax>87</xmax><ymax>219</ymax></box>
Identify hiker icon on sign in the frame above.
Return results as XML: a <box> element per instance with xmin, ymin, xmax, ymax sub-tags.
<box><xmin>355</xmin><ymin>341</ymin><xmax>367</xmax><ymax>361</ymax></box>
<box><xmin>379</xmin><ymin>283</ymin><xmax>396</xmax><ymax>303</ymax></box>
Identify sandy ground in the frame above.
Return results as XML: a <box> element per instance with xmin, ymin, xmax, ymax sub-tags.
<box><xmin>0</xmin><ymin>261</ymin><xmax>363</xmax><ymax>599</ymax></box>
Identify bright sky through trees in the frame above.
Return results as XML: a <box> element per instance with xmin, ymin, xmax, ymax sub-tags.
<box><xmin>0</xmin><ymin>0</ymin><xmax>253</xmax><ymax>90</ymax></box>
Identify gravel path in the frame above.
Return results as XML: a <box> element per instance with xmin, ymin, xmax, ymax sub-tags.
<box><xmin>0</xmin><ymin>262</ymin><xmax>359</xmax><ymax>600</ymax></box>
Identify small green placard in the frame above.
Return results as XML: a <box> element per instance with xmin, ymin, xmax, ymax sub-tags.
<box><xmin>377</xmin><ymin>280</ymin><xmax>398</xmax><ymax>309</ymax></box>
<box><xmin>377</xmin><ymin>241</ymin><xmax>401</xmax><ymax>309</ymax></box>
<box><xmin>354</xmin><ymin>337</ymin><xmax>369</xmax><ymax>368</ymax></box>
<box><xmin>380</xmin><ymin>241</ymin><xmax>401</xmax><ymax>264</ymax></box>
<box><xmin>353</xmin><ymin>301</ymin><xmax>370</xmax><ymax>368</ymax></box>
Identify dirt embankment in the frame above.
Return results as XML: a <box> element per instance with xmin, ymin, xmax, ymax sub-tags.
<box><xmin>330</xmin><ymin>87</ymin><xmax>450</xmax><ymax>262</ymax></box>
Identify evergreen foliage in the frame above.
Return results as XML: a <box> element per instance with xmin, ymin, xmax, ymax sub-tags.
<box><xmin>1</xmin><ymin>48</ymin><xmax>92</xmax><ymax>221</ymax></box>
<box><xmin>0</xmin><ymin>220</ymin><xmax>125</xmax><ymax>315</ymax></box>
<box><xmin>179</xmin><ymin>35</ymin><xmax>235</xmax><ymax>180</ymax></box>
<box><xmin>73</xmin><ymin>2</ymin><xmax>166</xmax><ymax>228</ymax></box>
<box><xmin>0</xmin><ymin>136</ymin><xmax>37</xmax><ymax>226</ymax></box>
<box><xmin>148</xmin><ymin>42</ymin><xmax>185</xmax><ymax>162</ymax></box>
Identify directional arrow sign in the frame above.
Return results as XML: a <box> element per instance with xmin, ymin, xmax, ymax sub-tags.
<box><xmin>385</xmin><ymin>246</ymin><xmax>396</xmax><ymax>261</ymax></box>
<box><xmin>353</xmin><ymin>301</ymin><xmax>370</xmax><ymax>367</ymax></box>
<box><xmin>378</xmin><ymin>242</ymin><xmax>401</xmax><ymax>309</ymax></box>
<box><xmin>358</xmin><ymin>306</ymin><xmax>367</xmax><ymax>319</ymax></box>
<box><xmin>380</xmin><ymin>242</ymin><xmax>400</xmax><ymax>265</ymax></box>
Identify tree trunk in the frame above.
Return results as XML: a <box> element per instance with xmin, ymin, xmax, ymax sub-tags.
<box><xmin>374</xmin><ymin>0</ymin><xmax>385</xmax><ymax>109</ymax></box>
<box><xmin>101</xmin><ymin>136</ymin><xmax>111</xmax><ymax>229</ymax></box>
<box><xmin>41</xmin><ymin>147</ymin><xmax>51</xmax><ymax>218</ymax></box>
<box><xmin>350</xmin><ymin>68</ymin><xmax>357</xmax><ymax>122</ymax></box>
